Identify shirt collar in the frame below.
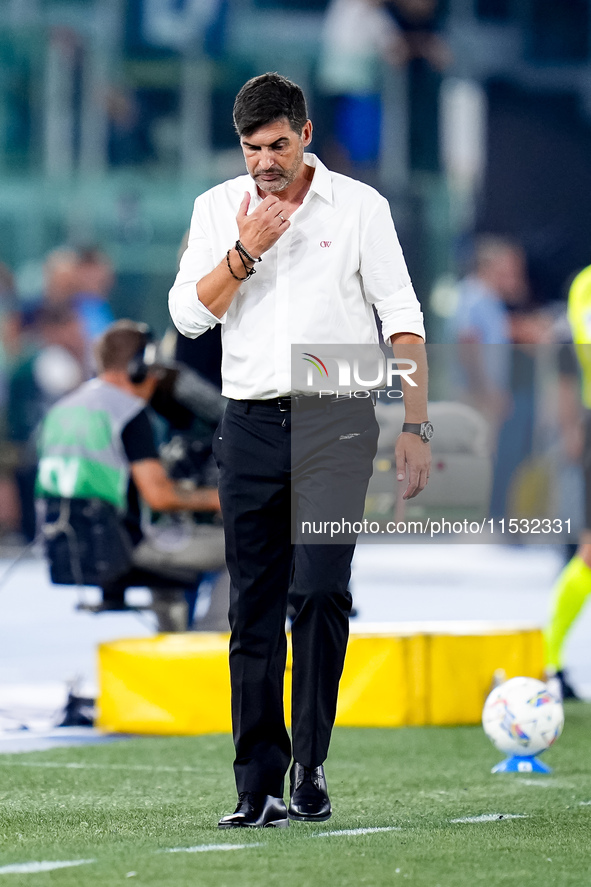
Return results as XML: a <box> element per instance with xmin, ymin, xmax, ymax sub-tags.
<box><xmin>246</xmin><ymin>153</ymin><xmax>334</xmax><ymax>206</ymax></box>
<box><xmin>304</xmin><ymin>153</ymin><xmax>334</xmax><ymax>205</ymax></box>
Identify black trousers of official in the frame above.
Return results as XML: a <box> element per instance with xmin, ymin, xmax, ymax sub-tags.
<box><xmin>214</xmin><ymin>397</ymin><xmax>379</xmax><ymax>797</ymax></box>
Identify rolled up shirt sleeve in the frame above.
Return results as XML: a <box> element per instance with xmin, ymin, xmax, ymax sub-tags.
<box><xmin>168</xmin><ymin>197</ymin><xmax>226</xmax><ymax>339</ymax></box>
<box><xmin>360</xmin><ymin>196</ymin><xmax>425</xmax><ymax>343</ymax></box>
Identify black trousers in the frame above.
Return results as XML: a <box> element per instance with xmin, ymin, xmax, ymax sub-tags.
<box><xmin>214</xmin><ymin>396</ymin><xmax>379</xmax><ymax>797</ymax></box>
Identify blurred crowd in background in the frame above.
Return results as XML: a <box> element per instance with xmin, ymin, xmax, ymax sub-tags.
<box><xmin>0</xmin><ymin>246</ymin><xmax>116</xmax><ymax>540</ymax></box>
<box><xmin>0</xmin><ymin>0</ymin><xmax>590</xmax><ymax>542</ymax></box>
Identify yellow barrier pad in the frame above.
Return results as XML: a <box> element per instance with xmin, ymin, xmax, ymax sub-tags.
<box><xmin>98</xmin><ymin>633</ymin><xmax>232</xmax><ymax>735</ymax></box>
<box><xmin>97</xmin><ymin>622</ymin><xmax>544</xmax><ymax>734</ymax></box>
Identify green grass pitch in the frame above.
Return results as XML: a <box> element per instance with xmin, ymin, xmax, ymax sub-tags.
<box><xmin>0</xmin><ymin>703</ymin><xmax>590</xmax><ymax>886</ymax></box>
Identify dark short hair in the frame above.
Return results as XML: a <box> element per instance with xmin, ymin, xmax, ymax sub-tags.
<box><xmin>95</xmin><ymin>319</ymin><xmax>150</xmax><ymax>373</ymax></box>
<box><xmin>233</xmin><ymin>72</ymin><xmax>308</xmax><ymax>138</ymax></box>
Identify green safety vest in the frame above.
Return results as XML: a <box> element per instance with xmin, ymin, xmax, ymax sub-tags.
<box><xmin>36</xmin><ymin>379</ymin><xmax>145</xmax><ymax>509</ymax></box>
<box><xmin>567</xmin><ymin>265</ymin><xmax>591</xmax><ymax>408</ymax></box>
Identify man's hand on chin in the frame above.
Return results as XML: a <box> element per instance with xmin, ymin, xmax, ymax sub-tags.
<box><xmin>395</xmin><ymin>432</ymin><xmax>431</xmax><ymax>500</ymax></box>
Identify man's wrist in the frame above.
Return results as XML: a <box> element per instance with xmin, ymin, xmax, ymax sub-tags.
<box><xmin>235</xmin><ymin>240</ymin><xmax>261</xmax><ymax>264</ymax></box>
<box><xmin>402</xmin><ymin>421</ymin><xmax>434</xmax><ymax>443</ymax></box>
<box><xmin>226</xmin><ymin>249</ymin><xmax>253</xmax><ymax>281</ymax></box>
<box><xmin>233</xmin><ymin>246</ymin><xmax>254</xmax><ymax>270</ymax></box>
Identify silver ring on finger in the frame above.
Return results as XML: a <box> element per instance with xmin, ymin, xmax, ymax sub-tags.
<box><xmin>279</xmin><ymin>215</ymin><xmax>285</xmax><ymax>222</ymax></box>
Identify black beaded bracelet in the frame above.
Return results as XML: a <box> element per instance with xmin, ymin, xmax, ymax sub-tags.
<box><xmin>235</xmin><ymin>240</ymin><xmax>261</xmax><ymax>264</ymax></box>
<box><xmin>236</xmin><ymin>248</ymin><xmax>250</xmax><ymax>276</ymax></box>
<box><xmin>226</xmin><ymin>249</ymin><xmax>256</xmax><ymax>281</ymax></box>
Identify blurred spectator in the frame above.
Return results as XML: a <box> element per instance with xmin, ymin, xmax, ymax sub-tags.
<box><xmin>7</xmin><ymin>304</ymin><xmax>87</xmax><ymax>541</ymax></box>
<box><xmin>446</xmin><ymin>234</ymin><xmax>529</xmax><ymax>346</ymax></box>
<box><xmin>445</xmin><ymin>234</ymin><xmax>527</xmax><ymax>417</ymax></box>
<box><xmin>317</xmin><ymin>0</ymin><xmax>398</xmax><ymax>169</ymax></box>
<box><xmin>317</xmin><ymin>0</ymin><xmax>450</xmax><ymax>173</ymax></box>
<box><xmin>0</xmin><ymin>262</ymin><xmax>22</xmax><ymax>537</ymax></box>
<box><xmin>384</xmin><ymin>0</ymin><xmax>450</xmax><ymax>70</ymax></box>
<box><xmin>21</xmin><ymin>246</ymin><xmax>115</xmax><ymax>369</ymax></box>
<box><xmin>508</xmin><ymin>307</ymin><xmax>554</xmax><ymax>346</ymax></box>
<box><xmin>42</xmin><ymin>248</ymin><xmax>80</xmax><ymax>306</ymax></box>
<box><xmin>107</xmin><ymin>86</ymin><xmax>154</xmax><ymax>167</ymax></box>
<box><xmin>17</xmin><ymin>248</ymin><xmax>80</xmax><ymax>337</ymax></box>
<box><xmin>72</xmin><ymin>246</ymin><xmax>116</xmax><ymax>355</ymax></box>
<box><xmin>0</xmin><ymin>262</ymin><xmax>22</xmax><ymax>397</ymax></box>
<box><xmin>445</xmin><ymin>235</ymin><xmax>534</xmax><ymax>518</ymax></box>
<box><xmin>384</xmin><ymin>0</ymin><xmax>450</xmax><ymax>172</ymax></box>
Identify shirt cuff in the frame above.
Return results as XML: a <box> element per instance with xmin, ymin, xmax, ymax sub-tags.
<box><xmin>169</xmin><ymin>281</ymin><xmax>226</xmax><ymax>339</ymax></box>
<box><xmin>378</xmin><ymin>284</ymin><xmax>426</xmax><ymax>344</ymax></box>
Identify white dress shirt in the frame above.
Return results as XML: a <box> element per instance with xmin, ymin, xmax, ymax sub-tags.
<box><xmin>169</xmin><ymin>153</ymin><xmax>424</xmax><ymax>400</ymax></box>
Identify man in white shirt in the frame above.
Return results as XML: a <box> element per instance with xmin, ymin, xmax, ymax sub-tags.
<box><xmin>169</xmin><ymin>72</ymin><xmax>431</xmax><ymax>829</ymax></box>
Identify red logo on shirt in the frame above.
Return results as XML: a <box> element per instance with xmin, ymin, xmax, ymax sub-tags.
<box><xmin>320</xmin><ymin>241</ymin><xmax>332</xmax><ymax>248</ymax></box>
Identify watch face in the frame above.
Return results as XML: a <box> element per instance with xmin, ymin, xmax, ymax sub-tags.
<box><xmin>420</xmin><ymin>422</ymin><xmax>434</xmax><ymax>442</ymax></box>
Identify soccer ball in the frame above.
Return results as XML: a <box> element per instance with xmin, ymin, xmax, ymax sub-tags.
<box><xmin>482</xmin><ymin>676</ymin><xmax>564</xmax><ymax>758</ymax></box>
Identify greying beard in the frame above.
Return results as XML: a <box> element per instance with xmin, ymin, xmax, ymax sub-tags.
<box><xmin>256</xmin><ymin>173</ymin><xmax>291</xmax><ymax>194</ymax></box>
<box><xmin>255</xmin><ymin>142</ymin><xmax>304</xmax><ymax>193</ymax></box>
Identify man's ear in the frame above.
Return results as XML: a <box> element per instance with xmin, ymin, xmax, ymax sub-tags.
<box><xmin>302</xmin><ymin>120</ymin><xmax>313</xmax><ymax>147</ymax></box>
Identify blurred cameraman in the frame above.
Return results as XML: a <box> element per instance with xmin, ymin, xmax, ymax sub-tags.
<box><xmin>36</xmin><ymin>319</ymin><xmax>222</xmax><ymax>631</ymax></box>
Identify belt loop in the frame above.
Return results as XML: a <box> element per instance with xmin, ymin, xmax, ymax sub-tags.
<box><xmin>245</xmin><ymin>401</ymin><xmax>251</xmax><ymax>414</ymax></box>
<box><xmin>371</xmin><ymin>390</ymin><xmax>377</xmax><ymax>406</ymax></box>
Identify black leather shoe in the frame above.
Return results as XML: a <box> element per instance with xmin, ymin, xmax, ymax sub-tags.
<box><xmin>288</xmin><ymin>763</ymin><xmax>332</xmax><ymax>822</ymax></box>
<box><xmin>218</xmin><ymin>792</ymin><xmax>289</xmax><ymax>829</ymax></box>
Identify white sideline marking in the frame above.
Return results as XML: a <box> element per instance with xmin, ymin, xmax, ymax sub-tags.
<box><xmin>0</xmin><ymin>761</ymin><xmax>200</xmax><ymax>773</ymax></box>
<box><xmin>314</xmin><ymin>827</ymin><xmax>402</xmax><ymax>837</ymax></box>
<box><xmin>163</xmin><ymin>829</ymin><xmax>402</xmax><ymax>853</ymax></box>
<box><xmin>449</xmin><ymin>814</ymin><xmax>527</xmax><ymax>824</ymax></box>
<box><xmin>0</xmin><ymin>859</ymin><xmax>94</xmax><ymax>875</ymax></box>
<box><xmin>579</xmin><ymin>801</ymin><xmax>591</xmax><ymax>806</ymax></box>
<box><xmin>519</xmin><ymin>779</ymin><xmax>572</xmax><ymax>789</ymax></box>
<box><xmin>164</xmin><ymin>844</ymin><xmax>262</xmax><ymax>854</ymax></box>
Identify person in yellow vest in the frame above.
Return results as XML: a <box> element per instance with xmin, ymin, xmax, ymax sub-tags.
<box><xmin>545</xmin><ymin>265</ymin><xmax>591</xmax><ymax>699</ymax></box>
